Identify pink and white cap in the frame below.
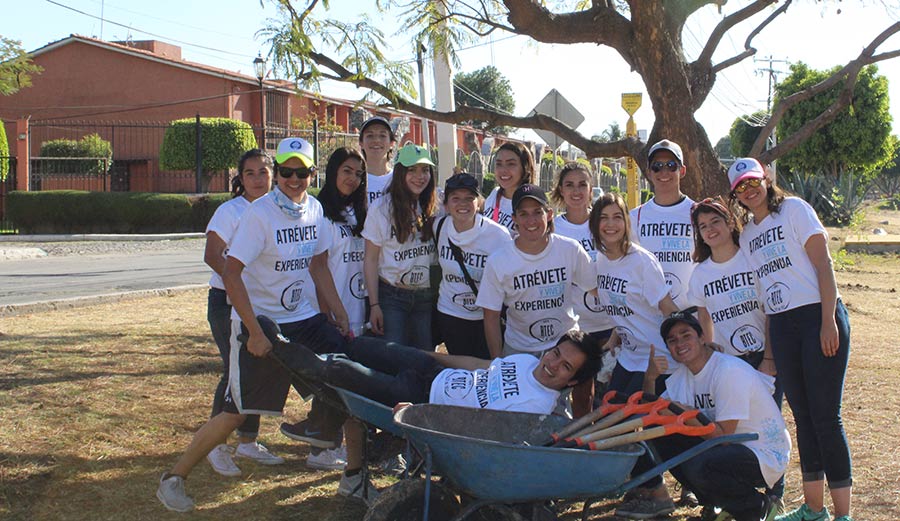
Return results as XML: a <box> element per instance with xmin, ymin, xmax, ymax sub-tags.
<box><xmin>727</xmin><ymin>158</ymin><xmax>766</xmax><ymax>191</ymax></box>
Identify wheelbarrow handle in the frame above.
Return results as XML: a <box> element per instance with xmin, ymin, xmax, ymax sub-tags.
<box><xmin>544</xmin><ymin>390</ymin><xmax>627</xmax><ymax>446</ymax></box>
<box><xmin>576</xmin><ymin>400</ymin><xmax>676</xmax><ymax>444</ymax></box>
<box><xmin>585</xmin><ymin>410</ymin><xmax>715</xmax><ymax>451</ymax></box>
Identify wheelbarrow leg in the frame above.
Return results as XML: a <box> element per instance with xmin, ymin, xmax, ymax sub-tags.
<box><xmin>422</xmin><ymin>446</ymin><xmax>432</xmax><ymax>521</ymax></box>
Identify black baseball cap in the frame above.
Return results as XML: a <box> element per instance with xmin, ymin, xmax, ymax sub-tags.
<box><xmin>660</xmin><ymin>308</ymin><xmax>703</xmax><ymax>341</ymax></box>
<box><xmin>444</xmin><ymin>173</ymin><xmax>480</xmax><ymax>201</ymax></box>
<box><xmin>359</xmin><ymin>116</ymin><xmax>396</xmax><ymax>141</ymax></box>
<box><xmin>511</xmin><ymin>183</ymin><xmax>548</xmax><ymax>211</ymax></box>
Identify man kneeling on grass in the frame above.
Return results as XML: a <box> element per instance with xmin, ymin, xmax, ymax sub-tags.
<box><xmin>266</xmin><ymin>322</ymin><xmax>600</xmax><ymax>506</ymax></box>
<box><xmin>614</xmin><ymin>311</ymin><xmax>791</xmax><ymax>521</ymax></box>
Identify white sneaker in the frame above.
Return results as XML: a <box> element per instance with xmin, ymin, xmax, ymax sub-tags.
<box><xmin>156</xmin><ymin>473</ymin><xmax>195</xmax><ymax>512</ymax></box>
<box><xmin>207</xmin><ymin>444</ymin><xmax>241</xmax><ymax>477</ymax></box>
<box><xmin>307</xmin><ymin>446</ymin><xmax>347</xmax><ymax>470</ymax></box>
<box><xmin>235</xmin><ymin>441</ymin><xmax>285</xmax><ymax>465</ymax></box>
<box><xmin>338</xmin><ymin>471</ymin><xmax>380</xmax><ymax>506</ymax></box>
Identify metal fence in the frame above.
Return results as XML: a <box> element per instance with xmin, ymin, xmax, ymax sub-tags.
<box><xmin>0</xmin><ymin>157</ymin><xmax>17</xmax><ymax>233</ymax></box>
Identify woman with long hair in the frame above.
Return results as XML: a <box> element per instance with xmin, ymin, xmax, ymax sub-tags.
<box><xmin>482</xmin><ymin>142</ymin><xmax>537</xmax><ymax>232</ymax></box>
<box><xmin>358</xmin><ymin>116</ymin><xmax>396</xmax><ymax>204</ymax></box>
<box><xmin>589</xmin><ymin>192</ymin><xmax>679</xmax><ymax>396</ymax></box>
<box><xmin>362</xmin><ymin>143</ymin><xmax>438</xmax><ymax>350</ymax></box>
<box><xmin>433</xmin><ymin>172</ymin><xmax>511</xmax><ymax>358</ymax></box>
<box><xmin>729</xmin><ymin>158</ymin><xmax>853</xmax><ymax>521</ymax></box>
<box><xmin>202</xmin><ymin>148</ymin><xmax>282</xmax><ymax>476</ymax></box>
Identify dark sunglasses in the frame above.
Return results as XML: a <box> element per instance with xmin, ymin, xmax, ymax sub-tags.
<box><xmin>650</xmin><ymin>160</ymin><xmax>680</xmax><ymax>173</ymax></box>
<box><xmin>732</xmin><ymin>177</ymin><xmax>763</xmax><ymax>195</ymax></box>
<box><xmin>277</xmin><ymin>165</ymin><xmax>314</xmax><ymax>179</ymax></box>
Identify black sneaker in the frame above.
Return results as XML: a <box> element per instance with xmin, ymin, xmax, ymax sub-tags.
<box><xmin>280</xmin><ymin>419</ymin><xmax>338</xmax><ymax>449</ymax></box>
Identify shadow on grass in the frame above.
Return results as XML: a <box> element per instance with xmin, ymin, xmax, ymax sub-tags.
<box><xmin>0</xmin><ymin>449</ymin><xmax>368</xmax><ymax>521</ymax></box>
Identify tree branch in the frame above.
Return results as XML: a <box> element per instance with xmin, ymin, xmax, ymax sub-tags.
<box><xmin>697</xmin><ymin>0</ymin><xmax>777</xmax><ymax>68</ymax></box>
<box><xmin>754</xmin><ymin>21</ymin><xmax>900</xmax><ymax>162</ymax></box>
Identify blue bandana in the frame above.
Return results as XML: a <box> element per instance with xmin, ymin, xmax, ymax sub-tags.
<box><xmin>272</xmin><ymin>185</ymin><xmax>307</xmax><ymax>219</ymax></box>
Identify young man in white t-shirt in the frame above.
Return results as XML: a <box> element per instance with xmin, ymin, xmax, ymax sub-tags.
<box><xmin>263</xmin><ymin>325</ymin><xmax>601</xmax><ymax>504</ymax></box>
<box><xmin>629</xmin><ymin>139</ymin><xmax>695</xmax><ymax>306</ymax></box>
<box><xmin>614</xmin><ymin>311</ymin><xmax>790</xmax><ymax>521</ymax></box>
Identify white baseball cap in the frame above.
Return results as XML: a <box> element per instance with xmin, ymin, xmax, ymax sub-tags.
<box><xmin>727</xmin><ymin>158</ymin><xmax>766</xmax><ymax>191</ymax></box>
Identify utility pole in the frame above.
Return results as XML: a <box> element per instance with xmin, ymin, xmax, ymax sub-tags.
<box><xmin>416</xmin><ymin>43</ymin><xmax>431</xmax><ymax>148</ymax></box>
<box><xmin>755</xmin><ymin>55</ymin><xmax>789</xmax><ymax>183</ymax></box>
<box><xmin>431</xmin><ymin>1</ymin><xmax>457</xmax><ymax>185</ymax></box>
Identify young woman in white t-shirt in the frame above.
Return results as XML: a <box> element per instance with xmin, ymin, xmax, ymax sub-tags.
<box><xmin>433</xmin><ymin>173</ymin><xmax>511</xmax><ymax>358</ymax></box>
<box><xmin>589</xmin><ymin>192</ymin><xmax>679</xmax><ymax>395</ymax></box>
<box><xmin>550</xmin><ymin>162</ymin><xmax>615</xmax><ymax>417</ymax></box>
<box><xmin>312</xmin><ymin>147</ymin><xmax>368</xmax><ymax>337</ymax></box>
<box><xmin>203</xmin><ymin>149</ymin><xmax>281</xmax><ymax>475</ymax></box>
<box><xmin>359</xmin><ymin>116</ymin><xmax>396</xmax><ymax>204</ymax></box>
<box><xmin>363</xmin><ymin>144</ymin><xmax>438</xmax><ymax>350</ymax></box>
<box><xmin>482</xmin><ymin>142</ymin><xmax>537</xmax><ymax>233</ymax></box>
<box><xmin>476</xmin><ymin>184</ymin><xmax>594</xmax><ymax>359</ymax></box>
<box><xmin>729</xmin><ymin>158</ymin><xmax>852</xmax><ymax>521</ymax></box>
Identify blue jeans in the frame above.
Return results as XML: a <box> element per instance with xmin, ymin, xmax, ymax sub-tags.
<box><xmin>607</xmin><ymin>361</ymin><xmax>669</xmax><ymax>396</ymax></box>
<box><xmin>633</xmin><ymin>435</ymin><xmax>770</xmax><ymax>521</ymax></box>
<box><xmin>379</xmin><ymin>280</ymin><xmax>434</xmax><ymax>351</ymax></box>
<box><xmin>769</xmin><ymin>299</ymin><xmax>852</xmax><ymax>488</ymax></box>
<box><xmin>436</xmin><ymin>311</ymin><xmax>489</xmax><ymax>359</ymax></box>
<box><xmin>207</xmin><ymin>288</ymin><xmax>259</xmax><ymax>438</ymax></box>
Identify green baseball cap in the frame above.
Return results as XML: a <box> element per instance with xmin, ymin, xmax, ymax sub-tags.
<box><xmin>275</xmin><ymin>137</ymin><xmax>315</xmax><ymax>168</ymax></box>
<box><xmin>396</xmin><ymin>143</ymin><xmax>435</xmax><ymax>167</ymax></box>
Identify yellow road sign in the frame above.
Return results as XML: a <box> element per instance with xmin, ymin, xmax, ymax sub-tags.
<box><xmin>621</xmin><ymin>93</ymin><xmax>642</xmax><ymax>115</ymax></box>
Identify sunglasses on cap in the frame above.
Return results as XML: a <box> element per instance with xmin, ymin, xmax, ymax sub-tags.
<box><xmin>650</xmin><ymin>160</ymin><xmax>680</xmax><ymax>173</ymax></box>
<box><xmin>732</xmin><ymin>177</ymin><xmax>763</xmax><ymax>195</ymax></box>
<box><xmin>277</xmin><ymin>165</ymin><xmax>315</xmax><ymax>179</ymax></box>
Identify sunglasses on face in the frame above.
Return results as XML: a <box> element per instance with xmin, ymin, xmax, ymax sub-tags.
<box><xmin>277</xmin><ymin>166</ymin><xmax>314</xmax><ymax>179</ymax></box>
<box><xmin>650</xmin><ymin>160</ymin><xmax>680</xmax><ymax>173</ymax></box>
<box><xmin>733</xmin><ymin>177</ymin><xmax>763</xmax><ymax>195</ymax></box>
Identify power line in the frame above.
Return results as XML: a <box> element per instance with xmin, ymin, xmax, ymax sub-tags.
<box><xmin>44</xmin><ymin>0</ymin><xmax>258</xmax><ymax>60</ymax></box>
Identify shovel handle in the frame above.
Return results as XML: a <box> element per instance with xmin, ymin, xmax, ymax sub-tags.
<box><xmin>585</xmin><ymin>410</ymin><xmax>715</xmax><ymax>451</ymax></box>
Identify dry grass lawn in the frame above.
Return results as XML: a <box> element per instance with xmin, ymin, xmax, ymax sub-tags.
<box><xmin>1</xmin><ymin>215</ymin><xmax>899</xmax><ymax>520</ymax></box>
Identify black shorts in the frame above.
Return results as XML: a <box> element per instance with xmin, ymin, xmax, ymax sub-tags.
<box><xmin>223</xmin><ymin>313</ymin><xmax>346</xmax><ymax>416</ymax></box>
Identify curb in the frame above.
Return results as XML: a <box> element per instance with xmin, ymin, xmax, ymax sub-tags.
<box><xmin>0</xmin><ymin>284</ymin><xmax>206</xmax><ymax>317</ymax></box>
<box><xmin>0</xmin><ymin>233</ymin><xmax>205</xmax><ymax>242</ymax></box>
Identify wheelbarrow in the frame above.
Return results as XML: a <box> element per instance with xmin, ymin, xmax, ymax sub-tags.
<box><xmin>363</xmin><ymin>404</ymin><xmax>757</xmax><ymax>521</ymax></box>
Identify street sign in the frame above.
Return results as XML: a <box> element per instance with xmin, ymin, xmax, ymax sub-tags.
<box><xmin>622</xmin><ymin>93</ymin><xmax>642</xmax><ymax>115</ymax></box>
<box><xmin>528</xmin><ymin>89</ymin><xmax>585</xmax><ymax>150</ymax></box>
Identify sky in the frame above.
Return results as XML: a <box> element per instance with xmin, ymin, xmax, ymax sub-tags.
<box><xmin>3</xmin><ymin>0</ymin><xmax>900</xmax><ymax>149</ymax></box>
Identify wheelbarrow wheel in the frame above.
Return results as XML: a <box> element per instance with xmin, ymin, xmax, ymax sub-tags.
<box><xmin>363</xmin><ymin>479</ymin><xmax>460</xmax><ymax>521</ymax></box>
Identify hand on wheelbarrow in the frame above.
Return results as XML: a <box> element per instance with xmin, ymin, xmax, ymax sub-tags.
<box><xmin>578</xmin><ymin>408</ymin><xmax>715</xmax><ymax>451</ymax></box>
<box><xmin>553</xmin><ymin>392</ymin><xmax>670</xmax><ymax>448</ymax></box>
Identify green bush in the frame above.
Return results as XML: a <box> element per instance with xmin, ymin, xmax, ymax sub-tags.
<box><xmin>6</xmin><ymin>188</ymin><xmax>319</xmax><ymax>234</ymax></box>
<box><xmin>39</xmin><ymin>133</ymin><xmax>112</xmax><ymax>175</ymax></box>
<box><xmin>0</xmin><ymin>121</ymin><xmax>9</xmax><ymax>181</ymax></box>
<box><xmin>160</xmin><ymin>118</ymin><xmax>257</xmax><ymax>173</ymax></box>
<box><xmin>481</xmin><ymin>172</ymin><xmax>496</xmax><ymax>196</ymax></box>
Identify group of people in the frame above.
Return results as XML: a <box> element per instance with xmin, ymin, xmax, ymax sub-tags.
<box><xmin>154</xmin><ymin>119</ymin><xmax>853</xmax><ymax>521</ymax></box>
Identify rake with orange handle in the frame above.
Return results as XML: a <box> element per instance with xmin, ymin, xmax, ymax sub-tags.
<box><xmin>580</xmin><ymin>409</ymin><xmax>715</xmax><ymax>451</ymax></box>
<box><xmin>553</xmin><ymin>392</ymin><xmax>669</xmax><ymax>448</ymax></box>
<box><xmin>541</xmin><ymin>390</ymin><xmax>628</xmax><ymax>446</ymax></box>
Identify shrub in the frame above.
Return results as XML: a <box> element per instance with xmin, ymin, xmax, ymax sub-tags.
<box><xmin>159</xmin><ymin>118</ymin><xmax>257</xmax><ymax>191</ymax></box>
<box><xmin>0</xmin><ymin>121</ymin><xmax>9</xmax><ymax>181</ymax></box>
<box><xmin>39</xmin><ymin>133</ymin><xmax>112</xmax><ymax>175</ymax></box>
<box><xmin>481</xmin><ymin>172</ymin><xmax>496</xmax><ymax>196</ymax></box>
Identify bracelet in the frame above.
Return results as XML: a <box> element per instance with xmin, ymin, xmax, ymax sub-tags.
<box><xmin>370</xmin><ymin>302</ymin><xmax>380</xmax><ymax>308</ymax></box>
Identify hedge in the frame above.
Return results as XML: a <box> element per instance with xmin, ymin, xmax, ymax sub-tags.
<box><xmin>159</xmin><ymin>118</ymin><xmax>257</xmax><ymax>172</ymax></box>
<box><xmin>39</xmin><ymin>133</ymin><xmax>113</xmax><ymax>175</ymax></box>
<box><xmin>0</xmin><ymin>122</ymin><xmax>9</xmax><ymax>181</ymax></box>
<box><xmin>7</xmin><ymin>188</ymin><xmax>321</xmax><ymax>234</ymax></box>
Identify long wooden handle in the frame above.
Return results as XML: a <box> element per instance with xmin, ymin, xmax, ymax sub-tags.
<box><xmin>545</xmin><ymin>391</ymin><xmax>625</xmax><ymax>445</ymax></box>
<box><xmin>579</xmin><ymin>401</ymin><xmax>674</xmax><ymax>443</ymax></box>
<box><xmin>585</xmin><ymin>410</ymin><xmax>715</xmax><ymax>451</ymax></box>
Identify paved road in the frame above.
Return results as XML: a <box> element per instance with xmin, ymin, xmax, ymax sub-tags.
<box><xmin>0</xmin><ymin>248</ymin><xmax>208</xmax><ymax>307</ymax></box>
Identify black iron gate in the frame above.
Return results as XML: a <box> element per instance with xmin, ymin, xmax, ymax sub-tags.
<box><xmin>1</xmin><ymin>156</ymin><xmax>18</xmax><ymax>233</ymax></box>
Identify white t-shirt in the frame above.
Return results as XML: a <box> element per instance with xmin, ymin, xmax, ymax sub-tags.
<box><xmin>481</xmin><ymin>186</ymin><xmax>516</xmax><ymax>233</ymax></box>
<box><xmin>687</xmin><ymin>251</ymin><xmax>767</xmax><ymax>356</ymax></box>
<box><xmin>367</xmin><ymin>172</ymin><xmax>392</xmax><ymax>205</ymax></box>
<box><xmin>205</xmin><ymin>196</ymin><xmax>251</xmax><ymax>290</ymax></box>
<box><xmin>227</xmin><ymin>190</ymin><xmax>329</xmax><ymax>323</ymax></box>
<box><xmin>477</xmin><ymin>234</ymin><xmax>594</xmax><ymax>353</ymax></box>
<box><xmin>595</xmin><ymin>243</ymin><xmax>680</xmax><ymax>373</ymax></box>
<box><xmin>362</xmin><ymin>194</ymin><xmax>436</xmax><ymax>289</ymax></box>
<box><xmin>554</xmin><ymin>215</ymin><xmax>615</xmax><ymax>333</ymax></box>
<box><xmin>630</xmin><ymin>196</ymin><xmax>695</xmax><ymax>306</ymax></box>
<box><xmin>740</xmin><ymin>197</ymin><xmax>829</xmax><ymax>314</ymax></box>
<box><xmin>663</xmin><ymin>351</ymin><xmax>791</xmax><ymax>488</ymax></box>
<box><xmin>433</xmin><ymin>214</ymin><xmax>512</xmax><ymax>320</ymax></box>
<box><xmin>429</xmin><ymin>354</ymin><xmax>559</xmax><ymax>413</ymax></box>
<box><xmin>308</xmin><ymin>207</ymin><xmax>367</xmax><ymax>337</ymax></box>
